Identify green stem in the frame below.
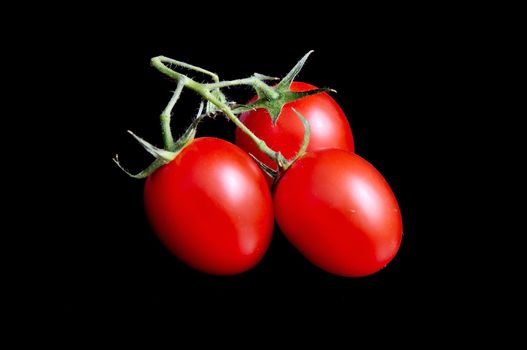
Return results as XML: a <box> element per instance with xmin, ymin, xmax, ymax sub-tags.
<box><xmin>204</xmin><ymin>77</ymin><xmax>254</xmax><ymax>89</ymax></box>
<box><xmin>118</xmin><ymin>54</ymin><xmax>315</xmax><ymax>180</ymax></box>
<box><xmin>205</xmin><ymin>78</ymin><xmax>278</xmax><ymax>99</ymax></box>
<box><xmin>288</xmin><ymin>108</ymin><xmax>311</xmax><ymax>165</ymax></box>
<box><xmin>158</xmin><ymin>56</ymin><xmax>219</xmax><ymax>82</ymax></box>
<box><xmin>203</xmin><ymin>90</ymin><xmax>285</xmax><ymax>163</ymax></box>
<box><xmin>151</xmin><ymin>57</ymin><xmax>187</xmax><ymax>81</ymax></box>
<box><xmin>151</xmin><ymin>56</ymin><xmax>285</xmax><ymax>165</ymax></box>
<box><xmin>160</xmin><ymin>79</ymin><xmax>186</xmax><ymax>149</ymax></box>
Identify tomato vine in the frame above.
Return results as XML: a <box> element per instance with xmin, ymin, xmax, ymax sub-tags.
<box><xmin>115</xmin><ymin>51</ymin><xmax>329</xmax><ymax>178</ymax></box>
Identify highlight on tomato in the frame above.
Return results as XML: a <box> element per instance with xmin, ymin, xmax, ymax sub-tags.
<box><xmin>144</xmin><ymin>137</ymin><xmax>273</xmax><ymax>275</ymax></box>
<box><xmin>273</xmin><ymin>149</ymin><xmax>402</xmax><ymax>277</ymax></box>
<box><xmin>236</xmin><ymin>81</ymin><xmax>354</xmax><ymax>173</ymax></box>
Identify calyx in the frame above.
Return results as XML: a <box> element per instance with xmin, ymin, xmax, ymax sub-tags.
<box><xmin>232</xmin><ymin>51</ymin><xmax>334</xmax><ymax>124</ymax></box>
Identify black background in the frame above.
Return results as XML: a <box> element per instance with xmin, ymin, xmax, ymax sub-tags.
<box><xmin>23</xmin><ymin>6</ymin><xmax>487</xmax><ymax>328</ymax></box>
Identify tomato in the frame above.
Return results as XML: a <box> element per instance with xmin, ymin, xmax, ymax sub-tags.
<box><xmin>235</xmin><ymin>82</ymin><xmax>354</xmax><ymax>172</ymax></box>
<box><xmin>143</xmin><ymin>137</ymin><xmax>274</xmax><ymax>275</ymax></box>
<box><xmin>273</xmin><ymin>149</ymin><xmax>402</xmax><ymax>277</ymax></box>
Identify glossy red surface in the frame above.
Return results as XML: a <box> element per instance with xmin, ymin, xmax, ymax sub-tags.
<box><xmin>235</xmin><ymin>82</ymin><xmax>354</xmax><ymax>172</ymax></box>
<box><xmin>144</xmin><ymin>137</ymin><xmax>274</xmax><ymax>275</ymax></box>
<box><xmin>273</xmin><ymin>149</ymin><xmax>402</xmax><ymax>277</ymax></box>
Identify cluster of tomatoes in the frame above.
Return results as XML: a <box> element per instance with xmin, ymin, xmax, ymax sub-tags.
<box><xmin>119</xmin><ymin>55</ymin><xmax>402</xmax><ymax>277</ymax></box>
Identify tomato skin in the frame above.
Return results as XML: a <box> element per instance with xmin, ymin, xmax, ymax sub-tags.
<box><xmin>144</xmin><ymin>137</ymin><xmax>274</xmax><ymax>275</ymax></box>
<box><xmin>273</xmin><ymin>149</ymin><xmax>402</xmax><ymax>277</ymax></box>
<box><xmin>235</xmin><ymin>82</ymin><xmax>354</xmax><ymax>171</ymax></box>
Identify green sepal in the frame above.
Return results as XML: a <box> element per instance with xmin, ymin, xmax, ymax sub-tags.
<box><xmin>169</xmin><ymin>102</ymin><xmax>203</xmax><ymax>152</ymax></box>
<box><xmin>276</xmin><ymin>50</ymin><xmax>314</xmax><ymax>91</ymax></box>
<box><xmin>281</xmin><ymin>88</ymin><xmax>334</xmax><ymax>105</ymax></box>
<box><xmin>113</xmin><ymin>132</ymin><xmax>176</xmax><ymax>179</ymax></box>
<box><xmin>115</xmin><ymin>103</ymin><xmax>204</xmax><ymax>179</ymax></box>
<box><xmin>253</xmin><ymin>82</ymin><xmax>278</xmax><ymax>101</ymax></box>
<box><xmin>231</xmin><ymin>51</ymin><xmax>335</xmax><ymax>123</ymax></box>
<box><xmin>128</xmin><ymin>131</ymin><xmax>178</xmax><ymax>162</ymax></box>
<box><xmin>232</xmin><ymin>87</ymin><xmax>333</xmax><ymax>123</ymax></box>
<box><xmin>253</xmin><ymin>73</ymin><xmax>279</xmax><ymax>81</ymax></box>
<box><xmin>249</xmin><ymin>153</ymin><xmax>278</xmax><ymax>179</ymax></box>
<box><xmin>238</xmin><ymin>97</ymin><xmax>283</xmax><ymax>122</ymax></box>
<box><xmin>113</xmin><ymin>157</ymin><xmax>166</xmax><ymax>179</ymax></box>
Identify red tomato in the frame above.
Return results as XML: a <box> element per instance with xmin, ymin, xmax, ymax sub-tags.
<box><xmin>235</xmin><ymin>82</ymin><xmax>354</xmax><ymax>171</ymax></box>
<box><xmin>273</xmin><ymin>149</ymin><xmax>402</xmax><ymax>277</ymax></box>
<box><xmin>144</xmin><ymin>137</ymin><xmax>274</xmax><ymax>275</ymax></box>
